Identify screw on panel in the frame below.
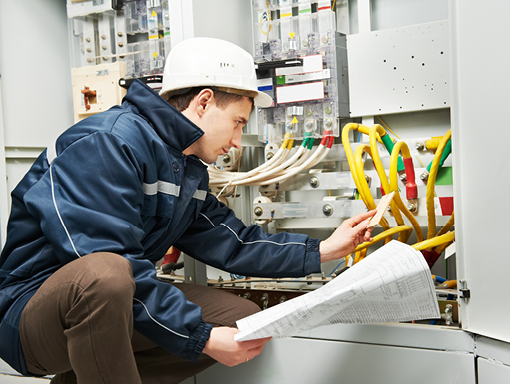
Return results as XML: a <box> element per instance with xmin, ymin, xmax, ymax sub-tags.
<box><xmin>266</xmin><ymin>152</ymin><xmax>274</xmax><ymax>160</ymax></box>
<box><xmin>416</xmin><ymin>142</ymin><xmax>425</xmax><ymax>151</ymax></box>
<box><xmin>323</xmin><ymin>204</ymin><xmax>333</xmax><ymax>216</ymax></box>
<box><xmin>399</xmin><ymin>173</ymin><xmax>407</xmax><ymax>183</ymax></box>
<box><xmin>309</xmin><ymin>176</ymin><xmax>319</xmax><ymax>188</ymax></box>
<box><xmin>222</xmin><ymin>154</ymin><xmax>231</xmax><ymax>163</ymax></box>
<box><xmin>261</xmin><ymin>293</ymin><xmax>269</xmax><ymax>310</ymax></box>
<box><xmin>254</xmin><ymin>206</ymin><xmax>263</xmax><ymax>217</ymax></box>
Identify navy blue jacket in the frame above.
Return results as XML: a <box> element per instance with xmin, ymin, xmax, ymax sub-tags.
<box><xmin>0</xmin><ymin>80</ymin><xmax>321</xmax><ymax>375</ymax></box>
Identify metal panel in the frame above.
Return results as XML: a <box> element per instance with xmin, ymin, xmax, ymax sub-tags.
<box><xmin>192</xmin><ymin>0</ymin><xmax>254</xmax><ymax>55</ymax></box>
<box><xmin>478</xmin><ymin>358</ymin><xmax>510</xmax><ymax>384</ymax></box>
<box><xmin>450</xmin><ymin>0</ymin><xmax>510</xmax><ymax>343</ymax></box>
<box><xmin>0</xmin><ymin>0</ymin><xmax>74</xmax><ymax>148</ymax></box>
<box><xmin>348</xmin><ymin>20</ymin><xmax>450</xmax><ymax>117</ymax></box>
<box><xmin>196</xmin><ymin>336</ymin><xmax>475</xmax><ymax>384</ymax></box>
<box><xmin>0</xmin><ymin>77</ymin><xmax>8</xmax><ymax>246</ymax></box>
<box><xmin>303</xmin><ymin>323</ymin><xmax>475</xmax><ymax>352</ymax></box>
<box><xmin>0</xmin><ymin>0</ymin><xmax>74</xmax><ymax>245</ymax></box>
<box><xmin>476</xmin><ymin>336</ymin><xmax>510</xmax><ymax>367</ymax></box>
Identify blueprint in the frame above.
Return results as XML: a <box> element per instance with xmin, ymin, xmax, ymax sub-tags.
<box><xmin>235</xmin><ymin>240</ymin><xmax>440</xmax><ymax>341</ymax></box>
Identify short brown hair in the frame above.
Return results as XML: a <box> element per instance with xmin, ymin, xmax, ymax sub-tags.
<box><xmin>164</xmin><ymin>87</ymin><xmax>254</xmax><ymax>112</ymax></box>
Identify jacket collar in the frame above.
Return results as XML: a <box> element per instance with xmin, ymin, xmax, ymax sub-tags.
<box><xmin>122</xmin><ymin>79</ymin><xmax>204</xmax><ymax>153</ymax></box>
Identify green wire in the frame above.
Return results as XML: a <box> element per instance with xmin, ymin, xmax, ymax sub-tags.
<box><xmin>381</xmin><ymin>135</ymin><xmax>405</xmax><ymax>173</ymax></box>
<box><xmin>427</xmin><ymin>139</ymin><xmax>452</xmax><ymax>173</ymax></box>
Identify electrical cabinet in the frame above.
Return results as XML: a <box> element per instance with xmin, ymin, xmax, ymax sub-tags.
<box><xmin>1</xmin><ymin>1</ymin><xmax>510</xmax><ymax>383</ymax></box>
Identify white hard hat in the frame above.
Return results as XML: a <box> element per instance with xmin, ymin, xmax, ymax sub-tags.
<box><xmin>160</xmin><ymin>37</ymin><xmax>272</xmax><ymax>108</ymax></box>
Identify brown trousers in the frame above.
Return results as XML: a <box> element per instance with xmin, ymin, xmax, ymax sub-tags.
<box><xmin>19</xmin><ymin>253</ymin><xmax>260</xmax><ymax>383</ymax></box>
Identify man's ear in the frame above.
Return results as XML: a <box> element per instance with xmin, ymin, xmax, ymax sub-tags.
<box><xmin>196</xmin><ymin>89</ymin><xmax>215</xmax><ymax>117</ymax></box>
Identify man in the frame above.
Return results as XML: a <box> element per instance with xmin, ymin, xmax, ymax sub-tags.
<box><xmin>0</xmin><ymin>37</ymin><xmax>374</xmax><ymax>383</ymax></box>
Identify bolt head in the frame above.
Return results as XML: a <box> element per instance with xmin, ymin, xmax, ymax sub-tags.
<box><xmin>309</xmin><ymin>176</ymin><xmax>319</xmax><ymax>188</ymax></box>
<box><xmin>416</xmin><ymin>142</ymin><xmax>425</xmax><ymax>151</ymax></box>
<box><xmin>254</xmin><ymin>207</ymin><xmax>263</xmax><ymax>216</ymax></box>
<box><xmin>266</xmin><ymin>152</ymin><xmax>274</xmax><ymax>160</ymax></box>
<box><xmin>222</xmin><ymin>154</ymin><xmax>231</xmax><ymax>163</ymax></box>
<box><xmin>323</xmin><ymin>204</ymin><xmax>333</xmax><ymax>216</ymax></box>
<box><xmin>399</xmin><ymin>174</ymin><xmax>407</xmax><ymax>183</ymax></box>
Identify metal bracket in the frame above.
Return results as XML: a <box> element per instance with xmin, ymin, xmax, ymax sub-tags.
<box><xmin>458</xmin><ymin>279</ymin><xmax>470</xmax><ymax>302</ymax></box>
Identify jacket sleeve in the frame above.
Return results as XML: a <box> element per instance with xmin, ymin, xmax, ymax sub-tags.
<box><xmin>175</xmin><ymin>193</ymin><xmax>322</xmax><ymax>277</ymax></box>
<box><xmin>23</xmin><ymin>131</ymin><xmax>210</xmax><ymax>361</ymax></box>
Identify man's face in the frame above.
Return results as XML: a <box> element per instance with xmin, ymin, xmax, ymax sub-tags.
<box><xmin>189</xmin><ymin>95</ymin><xmax>252</xmax><ymax>164</ymax></box>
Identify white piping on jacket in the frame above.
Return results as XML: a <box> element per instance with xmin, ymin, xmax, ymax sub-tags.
<box><xmin>50</xmin><ymin>164</ymin><xmax>82</xmax><ymax>258</ymax></box>
<box><xmin>199</xmin><ymin>213</ymin><xmax>306</xmax><ymax>247</ymax></box>
<box><xmin>133</xmin><ymin>297</ymin><xmax>190</xmax><ymax>339</ymax></box>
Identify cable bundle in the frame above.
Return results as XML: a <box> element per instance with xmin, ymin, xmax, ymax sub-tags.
<box><xmin>208</xmin><ymin>130</ymin><xmax>335</xmax><ymax>196</ymax></box>
<box><xmin>342</xmin><ymin>123</ymin><xmax>454</xmax><ymax>267</ymax></box>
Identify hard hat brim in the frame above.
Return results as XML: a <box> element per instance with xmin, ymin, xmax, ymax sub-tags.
<box><xmin>254</xmin><ymin>91</ymin><xmax>273</xmax><ymax>108</ymax></box>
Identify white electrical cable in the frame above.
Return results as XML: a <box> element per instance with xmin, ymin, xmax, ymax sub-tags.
<box><xmin>227</xmin><ymin>145</ymin><xmax>307</xmax><ymax>186</ymax></box>
<box><xmin>208</xmin><ymin>142</ymin><xmax>292</xmax><ymax>185</ymax></box>
<box><xmin>208</xmin><ymin>135</ymin><xmax>332</xmax><ymax>189</ymax></box>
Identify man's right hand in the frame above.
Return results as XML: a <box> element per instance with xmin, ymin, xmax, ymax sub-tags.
<box><xmin>202</xmin><ymin>327</ymin><xmax>271</xmax><ymax>367</ymax></box>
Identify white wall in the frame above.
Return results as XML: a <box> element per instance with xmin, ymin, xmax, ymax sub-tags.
<box><xmin>0</xmin><ymin>0</ymin><xmax>74</xmax><ymax>244</ymax></box>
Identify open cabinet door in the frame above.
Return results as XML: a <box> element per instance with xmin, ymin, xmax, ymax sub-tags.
<box><xmin>451</xmin><ymin>0</ymin><xmax>510</xmax><ymax>343</ymax></box>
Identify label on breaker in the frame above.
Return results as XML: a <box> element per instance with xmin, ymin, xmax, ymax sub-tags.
<box><xmin>276</xmin><ymin>81</ymin><xmax>325</xmax><ymax>104</ymax></box>
<box><xmin>275</xmin><ymin>54</ymin><xmax>323</xmax><ymax>76</ymax></box>
<box><xmin>285</xmin><ymin>69</ymin><xmax>331</xmax><ymax>84</ymax></box>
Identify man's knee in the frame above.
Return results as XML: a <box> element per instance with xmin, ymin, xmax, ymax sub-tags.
<box><xmin>76</xmin><ymin>252</ymin><xmax>135</xmax><ymax>299</ymax></box>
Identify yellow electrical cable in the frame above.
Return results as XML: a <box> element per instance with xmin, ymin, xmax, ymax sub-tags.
<box><xmin>436</xmin><ymin>211</ymin><xmax>454</xmax><ymax>237</ymax></box>
<box><xmin>426</xmin><ymin>130</ymin><xmax>452</xmax><ymax>240</ymax></box>
<box><xmin>369</xmin><ymin>125</ymin><xmax>407</xmax><ymax>239</ymax></box>
<box><xmin>389</xmin><ymin>141</ymin><xmax>424</xmax><ymax>242</ymax></box>
<box><xmin>342</xmin><ymin>123</ymin><xmax>370</xmax><ymax>206</ymax></box>
<box><xmin>376</xmin><ymin>116</ymin><xmax>425</xmax><ymax>168</ymax></box>
<box><xmin>353</xmin><ymin>225</ymin><xmax>413</xmax><ymax>253</ymax></box>
<box><xmin>376</xmin><ymin>115</ymin><xmax>401</xmax><ymax>140</ymax></box>
<box><xmin>354</xmin><ymin>144</ymin><xmax>391</xmax><ymax>230</ymax></box>
<box><xmin>412</xmin><ymin>231</ymin><xmax>455</xmax><ymax>251</ymax></box>
<box><xmin>357</xmin><ymin>247</ymin><xmax>368</xmax><ymax>263</ymax></box>
<box><xmin>435</xmin><ymin>240</ymin><xmax>453</xmax><ymax>255</ymax></box>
